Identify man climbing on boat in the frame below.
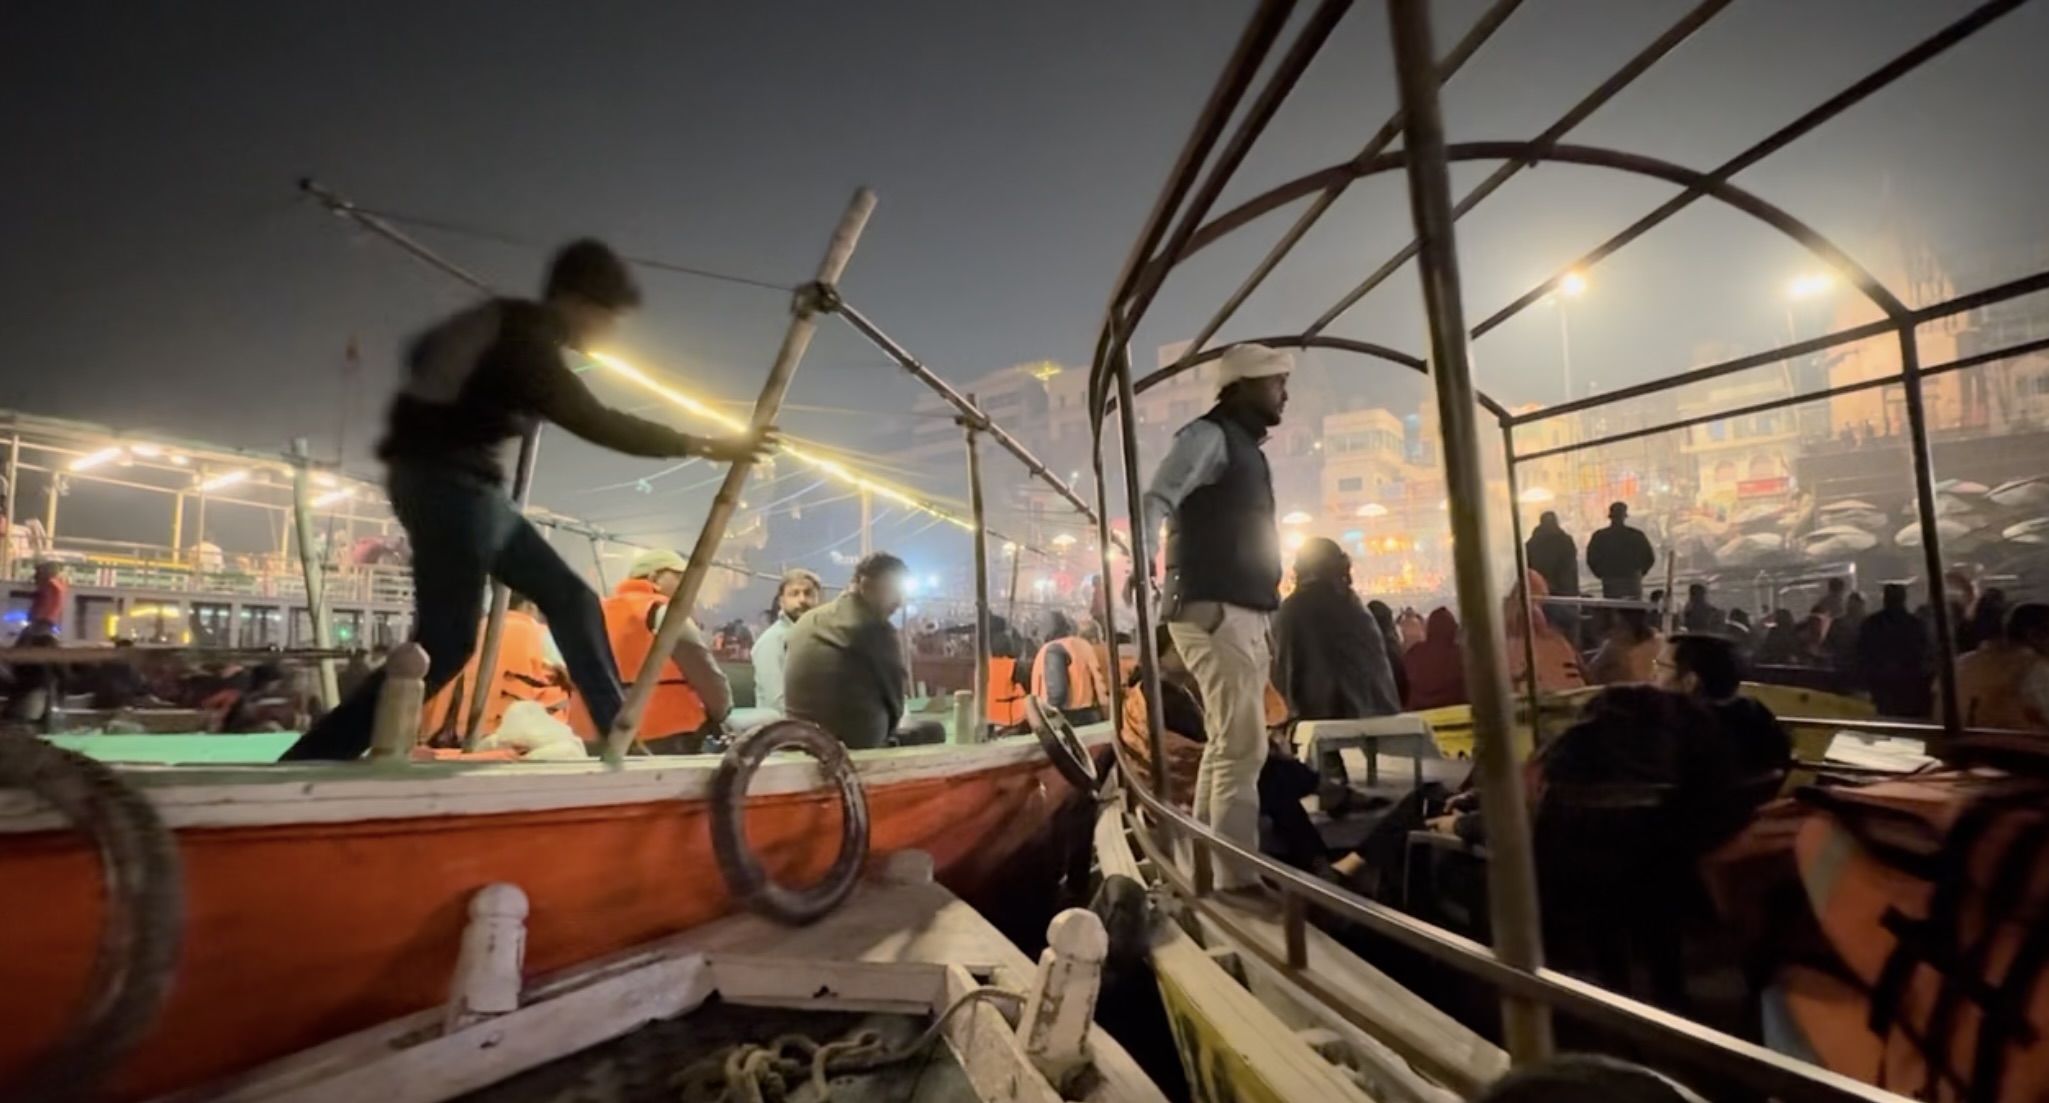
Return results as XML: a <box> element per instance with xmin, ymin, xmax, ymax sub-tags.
<box><xmin>1138</xmin><ymin>342</ymin><xmax>1289</xmax><ymax>903</ymax></box>
<box><xmin>282</xmin><ymin>239</ymin><xmax>772</xmax><ymax>760</ymax></box>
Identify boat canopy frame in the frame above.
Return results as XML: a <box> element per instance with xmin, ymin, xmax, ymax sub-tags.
<box><xmin>1086</xmin><ymin>0</ymin><xmax>2044</xmax><ymax>1089</ymax></box>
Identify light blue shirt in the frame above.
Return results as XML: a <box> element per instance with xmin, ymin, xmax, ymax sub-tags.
<box><xmin>1141</xmin><ymin>419</ymin><xmax>1229</xmax><ymax>552</ymax></box>
<box><xmin>753</xmin><ymin>614</ymin><xmax>795</xmax><ymax>713</ymax></box>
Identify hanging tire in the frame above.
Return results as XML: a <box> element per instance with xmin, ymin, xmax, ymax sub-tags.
<box><xmin>0</xmin><ymin>736</ymin><xmax>184</xmax><ymax>1103</ymax></box>
<box><xmin>709</xmin><ymin>720</ymin><xmax>868</xmax><ymax>926</ymax></box>
<box><xmin>1025</xmin><ymin>695</ymin><xmax>1102</xmax><ymax>795</ymax></box>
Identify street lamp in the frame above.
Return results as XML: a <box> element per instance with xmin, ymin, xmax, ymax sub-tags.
<box><xmin>1559</xmin><ymin>272</ymin><xmax>1588</xmax><ymax>298</ymax></box>
<box><xmin>1281</xmin><ymin>510</ymin><xmax>1313</xmax><ymax>525</ymax></box>
<box><xmin>1787</xmin><ymin>273</ymin><xmax>1834</xmax><ymax>300</ymax></box>
<box><xmin>1552</xmin><ymin>272</ymin><xmax>1587</xmax><ymax>406</ymax></box>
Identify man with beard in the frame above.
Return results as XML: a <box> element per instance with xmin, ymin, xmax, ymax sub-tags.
<box><xmin>751</xmin><ymin>567</ymin><xmax>823</xmax><ymax>714</ymax></box>
<box><xmin>1138</xmin><ymin>343</ymin><xmax>1290</xmax><ymax>902</ymax></box>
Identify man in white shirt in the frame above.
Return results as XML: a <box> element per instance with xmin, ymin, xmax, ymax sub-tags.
<box><xmin>753</xmin><ymin>568</ymin><xmax>823</xmax><ymax>714</ymax></box>
<box><xmin>1138</xmin><ymin>343</ymin><xmax>1290</xmax><ymax>900</ymax></box>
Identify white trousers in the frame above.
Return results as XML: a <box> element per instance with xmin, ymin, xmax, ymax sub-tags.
<box><xmin>1166</xmin><ymin>601</ymin><xmax>1271</xmax><ymax>890</ymax></box>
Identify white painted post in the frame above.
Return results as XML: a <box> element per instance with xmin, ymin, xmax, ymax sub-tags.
<box><xmin>368</xmin><ymin>643</ymin><xmax>428</xmax><ymax>761</ymax></box>
<box><xmin>445</xmin><ymin>883</ymin><xmax>529</xmax><ymax>1032</ymax></box>
<box><xmin>1016</xmin><ymin>907</ymin><xmax>1107</xmax><ymax>1088</ymax></box>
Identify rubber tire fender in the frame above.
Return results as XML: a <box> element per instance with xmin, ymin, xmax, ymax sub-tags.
<box><xmin>710</xmin><ymin>719</ymin><xmax>869</xmax><ymax>926</ymax></box>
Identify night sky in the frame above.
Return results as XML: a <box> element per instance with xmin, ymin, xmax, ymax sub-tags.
<box><xmin>7</xmin><ymin>0</ymin><xmax>2047</xmax><ymax>577</ymax></box>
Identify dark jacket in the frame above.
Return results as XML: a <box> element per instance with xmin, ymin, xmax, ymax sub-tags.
<box><xmin>1525</xmin><ymin>524</ymin><xmax>1580</xmax><ymax>601</ymax></box>
<box><xmin>1855</xmin><ymin>607</ymin><xmax>1932</xmax><ymax>718</ymax></box>
<box><xmin>1585</xmin><ymin>522</ymin><xmax>1656</xmax><ymax>598</ymax></box>
<box><xmin>1273</xmin><ymin>579</ymin><xmax>1401</xmax><ymax>721</ymax></box>
<box><xmin>381</xmin><ymin>299</ymin><xmax>700</xmax><ymax>486</ymax></box>
<box><xmin>1165</xmin><ymin>406</ymin><xmax>1281</xmax><ymax>612</ymax></box>
<box><xmin>783</xmin><ymin>592</ymin><xmax>908</xmax><ymax>749</ymax></box>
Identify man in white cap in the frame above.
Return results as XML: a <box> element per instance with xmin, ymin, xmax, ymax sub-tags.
<box><xmin>1138</xmin><ymin>342</ymin><xmax>1290</xmax><ymax>899</ymax></box>
<box><xmin>577</xmin><ymin>548</ymin><xmax>732</xmax><ymax>753</ymax></box>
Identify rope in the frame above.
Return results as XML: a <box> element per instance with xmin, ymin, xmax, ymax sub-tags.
<box><xmin>670</xmin><ymin>987</ymin><xmax>1025</xmax><ymax>1103</ymax></box>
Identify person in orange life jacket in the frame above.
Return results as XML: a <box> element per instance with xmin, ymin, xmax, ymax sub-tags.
<box><xmin>419</xmin><ymin>592</ymin><xmax>571</xmax><ymax>740</ymax></box>
<box><xmin>28</xmin><ymin>560</ymin><xmax>67</xmax><ymax>635</ymax></box>
<box><xmin>1139</xmin><ymin>342</ymin><xmax>1290</xmax><ymax>899</ymax></box>
<box><xmin>282</xmin><ymin>239</ymin><xmax>771</xmax><ymax>761</ymax></box>
<box><xmin>1031</xmin><ymin>610</ymin><xmax>1107</xmax><ymax>725</ymax></box>
<box><xmin>1943</xmin><ymin>601</ymin><xmax>2049</xmax><ymax>732</ymax></box>
<box><xmin>598</xmin><ymin>549</ymin><xmax>731</xmax><ymax>754</ymax></box>
<box><xmin>751</xmin><ymin>567</ymin><xmax>822</xmax><ymax>715</ymax></box>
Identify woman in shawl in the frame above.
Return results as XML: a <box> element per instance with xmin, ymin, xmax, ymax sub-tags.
<box><xmin>1404</xmin><ymin>607</ymin><xmax>1468</xmax><ymax>709</ymax></box>
<box><xmin>1275</xmin><ymin>539</ymin><xmax>1401</xmax><ymax>721</ymax></box>
<box><xmin>1505</xmin><ymin>569</ymin><xmax>1588</xmax><ymax>693</ymax></box>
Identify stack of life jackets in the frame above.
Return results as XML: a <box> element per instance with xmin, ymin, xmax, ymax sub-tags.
<box><xmin>566</xmin><ymin>577</ymin><xmax>711</xmax><ymax>744</ymax></box>
<box><xmin>1704</xmin><ymin>734</ymin><xmax>2049</xmax><ymax>1102</ymax></box>
<box><xmin>420</xmin><ymin>609</ymin><xmax>567</xmax><ymax>743</ymax></box>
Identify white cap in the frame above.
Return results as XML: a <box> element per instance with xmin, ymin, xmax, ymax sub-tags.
<box><xmin>1216</xmin><ymin>343</ymin><xmax>1293</xmax><ymax>387</ymax></box>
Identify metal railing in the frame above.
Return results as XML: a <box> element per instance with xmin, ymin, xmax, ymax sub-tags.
<box><xmin>1112</xmin><ymin>766</ymin><xmax>1908</xmax><ymax>1103</ymax></box>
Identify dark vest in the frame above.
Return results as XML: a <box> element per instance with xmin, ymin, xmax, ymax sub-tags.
<box><xmin>1164</xmin><ymin>406</ymin><xmax>1281</xmax><ymax>612</ymax></box>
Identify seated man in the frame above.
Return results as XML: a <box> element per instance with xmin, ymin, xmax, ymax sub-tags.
<box><xmin>1032</xmin><ymin>611</ymin><xmax>1107</xmax><ymax>726</ymax></box>
<box><xmin>785</xmin><ymin>552</ymin><xmax>919</xmax><ymax>750</ymax></box>
<box><xmin>751</xmin><ymin>567</ymin><xmax>823</xmax><ymax>715</ymax></box>
<box><xmin>1658</xmin><ymin>631</ymin><xmax>1791</xmax><ymax>781</ymax></box>
<box><xmin>571</xmin><ymin>550</ymin><xmax>730</xmax><ymax>754</ymax></box>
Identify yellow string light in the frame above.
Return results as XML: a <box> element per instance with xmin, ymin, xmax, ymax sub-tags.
<box><xmin>584</xmin><ymin>351</ymin><xmax>977</xmax><ymax>534</ymax></box>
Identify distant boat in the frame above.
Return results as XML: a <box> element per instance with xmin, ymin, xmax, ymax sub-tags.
<box><xmin>1988</xmin><ymin>477</ymin><xmax>2049</xmax><ymax>509</ymax></box>
<box><xmin>1801</xmin><ymin>525</ymin><xmax>1879</xmax><ymax>561</ymax></box>
<box><xmin>1937</xmin><ymin>478</ymin><xmax>1991</xmax><ymax>496</ymax></box>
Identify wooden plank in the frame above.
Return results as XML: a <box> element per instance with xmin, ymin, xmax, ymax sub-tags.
<box><xmin>939</xmin><ymin>965</ymin><xmax>1069</xmax><ymax>1103</ymax></box>
<box><xmin>1095</xmin><ymin>810</ymin><xmax>1373</xmax><ymax>1103</ymax></box>
<box><xmin>708</xmin><ymin>955</ymin><xmax>948</xmax><ymax>1015</ymax></box>
<box><xmin>187</xmin><ymin>955</ymin><xmax>712</xmax><ymax>1103</ymax></box>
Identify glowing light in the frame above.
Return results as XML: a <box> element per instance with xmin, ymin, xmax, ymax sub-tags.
<box><xmin>170</xmin><ymin>454</ymin><xmax>190</xmax><ymax>466</ymax></box>
<box><xmin>312</xmin><ymin>488</ymin><xmax>355</xmax><ymax>508</ymax></box>
<box><xmin>129</xmin><ymin>445</ymin><xmax>161</xmax><ymax>458</ymax></box>
<box><xmin>198</xmin><ymin>469</ymin><xmax>248</xmax><ymax>492</ymax></box>
<box><xmin>1282</xmin><ymin>531</ymin><xmax>1307</xmax><ymax>552</ymax></box>
<box><xmin>1355</xmin><ymin>503</ymin><xmax>1388</xmax><ymax>518</ymax></box>
<box><xmin>925</xmin><ymin>573</ymin><xmax>940</xmax><ymax>589</ymax></box>
<box><xmin>1518</xmin><ymin>486</ymin><xmax>1556</xmax><ymax>505</ymax></box>
<box><xmin>1559</xmin><ymin>272</ymin><xmax>1588</xmax><ymax>298</ymax></box>
<box><xmin>903</xmin><ymin>576</ymin><xmax>921</xmax><ymax>596</ymax></box>
<box><xmin>1787</xmin><ymin>273</ymin><xmax>1834</xmax><ymax>300</ymax></box>
<box><xmin>70</xmin><ymin>447</ymin><xmax>123</xmax><ymax>472</ymax></box>
<box><xmin>1281</xmin><ymin>510</ymin><xmax>1313</xmax><ymax>525</ymax></box>
<box><xmin>314</xmin><ymin>473</ymin><xmax>339</xmax><ymax>489</ymax></box>
<box><xmin>585</xmin><ymin>350</ymin><xmax>986</xmax><ymax>537</ymax></box>
<box><xmin>1052</xmin><ymin>533</ymin><xmax>1077</xmax><ymax>548</ymax></box>
<box><xmin>1003</xmin><ymin>542</ymin><xmax>1017</xmax><ymax>555</ymax></box>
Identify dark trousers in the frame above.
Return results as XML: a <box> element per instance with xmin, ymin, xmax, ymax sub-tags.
<box><xmin>280</xmin><ymin>464</ymin><xmax>624</xmax><ymax>761</ymax></box>
<box><xmin>1259</xmin><ymin>755</ymin><xmax>1327</xmax><ymax>871</ymax></box>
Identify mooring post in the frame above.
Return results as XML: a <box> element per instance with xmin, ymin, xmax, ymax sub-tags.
<box><xmin>1017</xmin><ymin>908</ymin><xmax>1107</xmax><ymax>1089</ymax></box>
<box><xmin>369</xmin><ymin>642</ymin><xmax>428</xmax><ymax>762</ymax></box>
<box><xmin>445</xmin><ymin>883</ymin><xmax>529</xmax><ymax>1032</ymax></box>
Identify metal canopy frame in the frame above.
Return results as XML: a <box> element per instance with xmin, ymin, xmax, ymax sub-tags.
<box><xmin>1087</xmin><ymin>0</ymin><xmax>2044</xmax><ymax>1090</ymax></box>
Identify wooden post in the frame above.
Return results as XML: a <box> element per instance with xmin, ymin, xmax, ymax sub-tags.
<box><xmin>170</xmin><ymin>491</ymin><xmax>185</xmax><ymax>567</ymax></box>
<box><xmin>1016</xmin><ymin>908</ymin><xmax>1107</xmax><ymax>1091</ymax></box>
<box><xmin>369</xmin><ymin>642</ymin><xmax>428</xmax><ymax>761</ymax></box>
<box><xmin>290</xmin><ymin>440</ymin><xmax>341</xmax><ymax>708</ymax></box>
<box><xmin>963</xmin><ymin>392</ymin><xmax>992</xmax><ymax>744</ymax></box>
<box><xmin>605</xmin><ymin>189</ymin><xmax>878</xmax><ymax>763</ymax></box>
<box><xmin>445</xmin><ymin>883</ymin><xmax>529</xmax><ymax>1032</ymax></box>
<box><xmin>463</xmin><ymin>427</ymin><xmax>543</xmax><ymax>748</ymax></box>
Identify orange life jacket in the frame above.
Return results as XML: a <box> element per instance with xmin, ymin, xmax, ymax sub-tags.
<box><xmin>1943</xmin><ymin>645</ymin><xmax>2049</xmax><ymax>733</ymax></box>
<box><xmin>1031</xmin><ymin>636</ymin><xmax>1104</xmax><ymax>712</ymax></box>
<box><xmin>420</xmin><ymin>610</ymin><xmax>565</xmax><ymax>740</ymax></box>
<box><xmin>987</xmin><ymin>656</ymin><xmax>1028</xmax><ymax>726</ymax></box>
<box><xmin>1776</xmin><ymin>763</ymin><xmax>2049</xmax><ymax>1102</ymax></box>
<box><xmin>567</xmin><ymin>578</ymin><xmax>708</xmax><ymax>743</ymax></box>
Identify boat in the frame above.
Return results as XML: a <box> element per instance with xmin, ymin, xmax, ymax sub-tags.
<box><xmin>153</xmin><ymin>855</ymin><xmax>1166</xmax><ymax>1103</ymax></box>
<box><xmin>1075</xmin><ymin>0</ymin><xmax>2049</xmax><ymax>1099</ymax></box>
<box><xmin>0</xmin><ymin>187</ymin><xmax>1149</xmax><ymax>1103</ymax></box>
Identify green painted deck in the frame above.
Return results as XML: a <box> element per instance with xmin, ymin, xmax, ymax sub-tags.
<box><xmin>48</xmin><ymin>732</ymin><xmax>303</xmax><ymax>765</ymax></box>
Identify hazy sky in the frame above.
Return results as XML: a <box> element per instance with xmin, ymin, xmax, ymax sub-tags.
<box><xmin>6</xmin><ymin>0</ymin><xmax>2046</xmax><ymax>569</ymax></box>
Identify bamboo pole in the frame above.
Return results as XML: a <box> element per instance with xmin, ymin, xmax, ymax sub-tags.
<box><xmin>963</xmin><ymin>393</ymin><xmax>992</xmax><ymax>744</ymax></box>
<box><xmin>290</xmin><ymin>439</ymin><xmax>341</xmax><ymax>709</ymax></box>
<box><xmin>604</xmin><ymin>189</ymin><xmax>878</xmax><ymax>762</ymax></box>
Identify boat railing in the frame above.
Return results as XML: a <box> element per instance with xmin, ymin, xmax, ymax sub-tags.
<box><xmin>5</xmin><ymin>539</ymin><xmax>415</xmax><ymax>607</ymax></box>
<box><xmin>1113</xmin><ymin>772</ymin><xmax>1904</xmax><ymax>1103</ymax></box>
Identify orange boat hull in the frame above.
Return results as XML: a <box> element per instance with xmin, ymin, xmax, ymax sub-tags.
<box><xmin>2</xmin><ymin>754</ymin><xmax>1084</xmax><ymax>1102</ymax></box>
